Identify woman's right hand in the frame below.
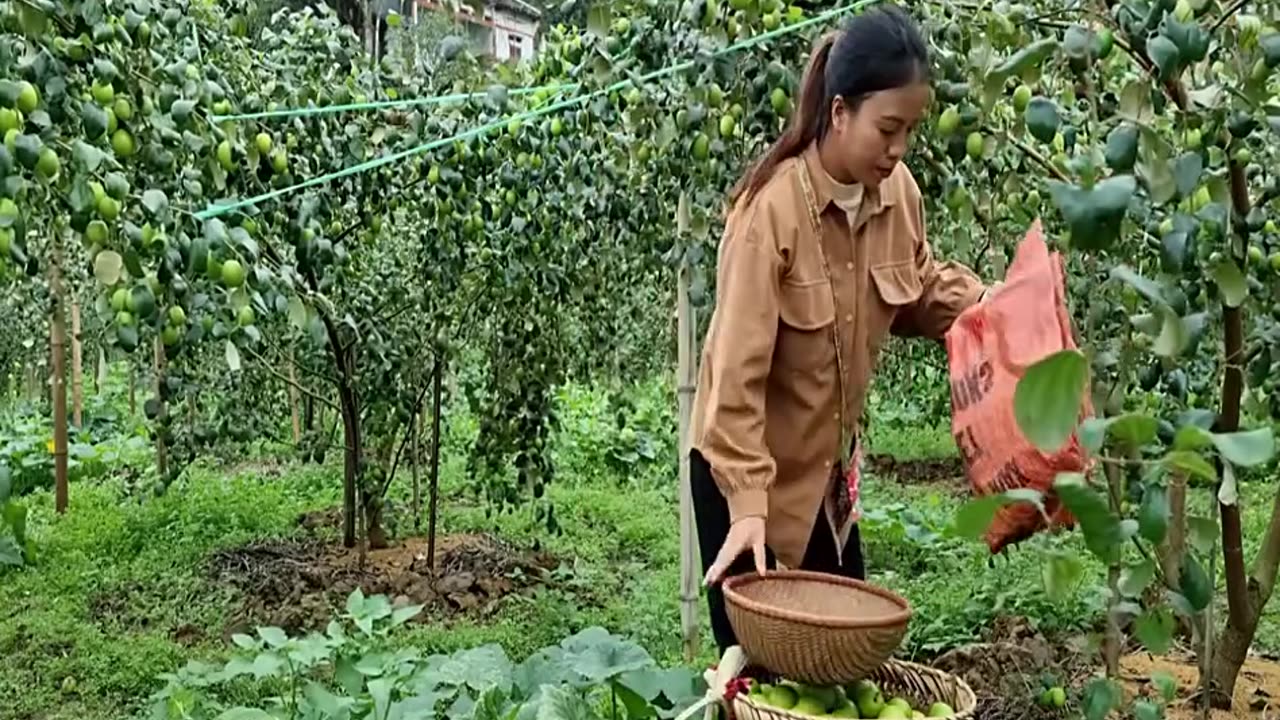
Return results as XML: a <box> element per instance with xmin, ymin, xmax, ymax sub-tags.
<box><xmin>704</xmin><ymin>516</ymin><xmax>767</xmax><ymax>586</ymax></box>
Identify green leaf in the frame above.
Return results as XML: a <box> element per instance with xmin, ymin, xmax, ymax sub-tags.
<box><xmin>1082</xmin><ymin>679</ymin><xmax>1121</xmax><ymax>720</ymax></box>
<box><xmin>536</xmin><ymin>685</ymin><xmax>598</xmax><ymax>720</ymax></box>
<box><xmin>81</xmin><ymin>101</ymin><xmax>108</xmax><ymax>140</ymax></box>
<box><xmin>1078</xmin><ymin>418</ymin><xmax>1109</xmax><ymax>453</ymax></box>
<box><xmin>1134</xmin><ymin>606</ymin><xmax>1176</xmax><ymax>655</ymax></box>
<box><xmin>1163</xmin><ymin>450</ymin><xmax>1216</xmax><ymax>482</ymax></box>
<box><xmin>288</xmin><ymin>296</ymin><xmax>308</xmax><ymax>330</ymax></box>
<box><xmin>1120</xmin><ymin>80</ymin><xmax>1154</xmax><ymax>122</ymax></box>
<box><xmin>369</xmin><ymin>677</ymin><xmax>393</xmax><ymax>720</ymax></box>
<box><xmin>1054</xmin><ymin>474</ymin><xmax>1122</xmax><ymax>562</ymax></box>
<box><xmin>587</xmin><ymin>4</ymin><xmax>612</xmax><ymax>38</ymax></box>
<box><xmin>225</xmin><ymin>339</ymin><xmax>241</xmax><ymax>372</ymax></box>
<box><xmin>1161</xmin><ymin>230</ymin><xmax>1191</xmax><ymax>274</ymax></box>
<box><xmin>93</xmin><ymin>250</ymin><xmax>122</xmax><ymax>285</ymax></box>
<box><xmin>1172</xmin><ymin>152</ymin><xmax>1203</xmax><ymax>198</ymax></box>
<box><xmin>1187</xmin><ymin>516</ymin><xmax>1217</xmax><ymax>554</ymax></box>
<box><xmin>0</xmin><ymin>465</ymin><xmax>10</xmax><ymax>503</ymax></box>
<box><xmin>1080</xmin><ymin>413</ymin><xmax>1158</xmax><ymax>453</ymax></box>
<box><xmin>142</xmin><ymin>189</ymin><xmax>168</xmax><ymax>217</ymax></box>
<box><xmin>0</xmin><ymin>537</ymin><xmax>22</xmax><ymax>566</ymax></box>
<box><xmin>72</xmin><ymin>140</ymin><xmax>105</xmax><ymax>172</ymax></box>
<box><xmin>1180</xmin><ymin>554</ymin><xmax>1212</xmax><ymax>612</ymax></box>
<box><xmin>303</xmin><ymin>682</ymin><xmax>355</xmax><ymax>718</ymax></box>
<box><xmin>1013</xmin><ymin>350</ymin><xmax>1088</xmax><ymax>452</ymax></box>
<box><xmin>1209</xmin><ymin>259</ymin><xmax>1248</xmax><ymax>308</ymax></box>
<box><xmin>1148</xmin><ymin>35</ymin><xmax>1182</xmax><ymax>79</ymax></box>
<box><xmin>391</xmin><ymin>604</ymin><xmax>424</xmax><ymax>626</ymax></box>
<box><xmin>952</xmin><ymin>495</ymin><xmax>1005</xmax><ymax>538</ymax></box>
<box><xmin>1138</xmin><ymin>485</ymin><xmax>1170</xmax><ymax>545</ymax></box>
<box><xmin>257</xmin><ymin>626</ymin><xmax>288</xmax><ymax>648</ymax></box>
<box><xmin>1151</xmin><ymin>671</ymin><xmax>1178</xmax><ymax>702</ymax></box>
<box><xmin>1219</xmin><ymin>460</ymin><xmax>1239</xmax><ymax>507</ymax></box>
<box><xmin>1174</xmin><ymin>425</ymin><xmax>1214</xmax><ymax>452</ymax></box>
<box><xmin>1210</xmin><ymin>428</ymin><xmax>1275</xmax><ymax>466</ymax></box>
<box><xmin>214</xmin><ymin>709</ymin><xmax>274</xmax><ymax>720</ymax></box>
<box><xmin>1119</xmin><ymin>559</ymin><xmax>1156</xmax><ymax>598</ymax></box>
<box><xmin>170</xmin><ymin>99</ymin><xmax>197</xmax><ymax>124</ymax></box>
<box><xmin>230</xmin><ymin>633</ymin><xmax>258</xmax><ymax>650</ymax></box>
<box><xmin>1048</xmin><ymin>176</ymin><xmax>1136</xmax><ymax>251</ymax></box>
<box><xmin>1042</xmin><ymin>552</ymin><xmax>1083</xmax><ymax>600</ymax></box>
<box><xmin>990</xmin><ymin>39</ymin><xmax>1060</xmax><ymax>78</ymax></box>
<box><xmin>1111</xmin><ymin>266</ymin><xmax>1166</xmax><ymax>306</ymax></box>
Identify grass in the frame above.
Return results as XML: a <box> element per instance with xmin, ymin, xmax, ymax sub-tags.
<box><xmin>4</xmin><ymin>378</ymin><xmax>1280</xmax><ymax>719</ymax></box>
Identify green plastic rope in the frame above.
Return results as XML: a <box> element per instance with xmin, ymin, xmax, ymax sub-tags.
<box><xmin>195</xmin><ymin>0</ymin><xmax>878</xmax><ymax>221</ymax></box>
<box><xmin>208</xmin><ymin>82</ymin><xmax>580</xmax><ymax>123</ymax></box>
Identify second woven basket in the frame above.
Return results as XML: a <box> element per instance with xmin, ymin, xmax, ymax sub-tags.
<box><xmin>723</xmin><ymin>570</ymin><xmax>912</xmax><ymax>686</ymax></box>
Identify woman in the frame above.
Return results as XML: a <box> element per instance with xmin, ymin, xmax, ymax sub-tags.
<box><xmin>691</xmin><ymin>5</ymin><xmax>996</xmax><ymax>654</ymax></box>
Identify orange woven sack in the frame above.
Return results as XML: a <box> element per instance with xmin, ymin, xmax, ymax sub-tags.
<box><xmin>944</xmin><ymin>220</ymin><xmax>1089</xmax><ymax>554</ymax></box>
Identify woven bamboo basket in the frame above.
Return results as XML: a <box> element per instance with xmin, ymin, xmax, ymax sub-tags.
<box><xmin>732</xmin><ymin>660</ymin><xmax>977</xmax><ymax>720</ymax></box>
<box><xmin>722</xmin><ymin>570</ymin><xmax>911</xmax><ymax>686</ymax></box>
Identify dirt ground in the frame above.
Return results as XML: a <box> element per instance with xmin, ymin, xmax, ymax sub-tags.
<box><xmin>1121</xmin><ymin>653</ymin><xmax>1280</xmax><ymax>720</ymax></box>
<box><xmin>207</xmin><ymin>529</ymin><xmax>556</xmax><ymax>638</ymax></box>
<box><xmin>925</xmin><ymin>616</ymin><xmax>1280</xmax><ymax>720</ymax></box>
<box><xmin>866</xmin><ymin>454</ymin><xmax>965</xmax><ymax>489</ymax></box>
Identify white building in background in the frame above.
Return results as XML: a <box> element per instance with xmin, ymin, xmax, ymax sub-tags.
<box><xmin>414</xmin><ymin>0</ymin><xmax>541</xmax><ymax>61</ymax></box>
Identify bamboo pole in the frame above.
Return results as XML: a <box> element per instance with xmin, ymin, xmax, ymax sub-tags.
<box><xmin>412</xmin><ymin>408</ymin><xmax>421</xmax><ymax>534</ymax></box>
<box><xmin>676</xmin><ymin>192</ymin><xmax>701</xmax><ymax>661</ymax></box>
<box><xmin>426</xmin><ymin>358</ymin><xmax>443</xmax><ymax>569</ymax></box>
<box><xmin>288</xmin><ymin>347</ymin><xmax>302</xmax><ymax>444</ymax></box>
<box><xmin>49</xmin><ymin>234</ymin><xmax>69</xmax><ymax>514</ymax></box>
<box><xmin>70</xmin><ymin>299</ymin><xmax>83</xmax><ymax>427</ymax></box>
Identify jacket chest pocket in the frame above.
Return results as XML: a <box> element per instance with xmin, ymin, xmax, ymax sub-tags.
<box><xmin>775</xmin><ymin>279</ymin><xmax>836</xmax><ymax>375</ymax></box>
<box><xmin>866</xmin><ymin>261</ymin><xmax>923</xmax><ymax>351</ymax></box>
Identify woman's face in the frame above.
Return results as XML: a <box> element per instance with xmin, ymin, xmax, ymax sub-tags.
<box><xmin>826</xmin><ymin>81</ymin><xmax>931</xmax><ymax>187</ymax></box>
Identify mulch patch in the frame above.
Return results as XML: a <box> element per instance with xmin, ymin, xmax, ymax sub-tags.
<box><xmin>207</xmin><ymin>531</ymin><xmax>557</xmax><ymax>638</ymax></box>
<box><xmin>866</xmin><ymin>454</ymin><xmax>965</xmax><ymax>488</ymax></box>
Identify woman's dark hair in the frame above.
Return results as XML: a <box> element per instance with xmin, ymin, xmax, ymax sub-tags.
<box><xmin>728</xmin><ymin>5</ymin><xmax>931</xmax><ymax>208</ymax></box>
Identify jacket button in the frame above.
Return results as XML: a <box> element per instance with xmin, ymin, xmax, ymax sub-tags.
<box><xmin>845</xmin><ymin>262</ymin><xmax>854</xmax><ymax>271</ymax></box>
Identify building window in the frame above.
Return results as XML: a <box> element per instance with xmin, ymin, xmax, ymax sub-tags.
<box><xmin>509</xmin><ymin>36</ymin><xmax>523</xmax><ymax>59</ymax></box>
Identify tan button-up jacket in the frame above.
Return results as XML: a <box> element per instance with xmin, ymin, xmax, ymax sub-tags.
<box><xmin>691</xmin><ymin>143</ymin><xmax>986</xmax><ymax>569</ymax></box>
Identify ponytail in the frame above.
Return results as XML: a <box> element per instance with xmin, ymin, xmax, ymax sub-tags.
<box><xmin>727</xmin><ymin>32</ymin><xmax>838</xmax><ymax>210</ymax></box>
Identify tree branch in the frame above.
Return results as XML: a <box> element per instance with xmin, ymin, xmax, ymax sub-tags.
<box><xmin>243</xmin><ymin>346</ymin><xmax>340</xmax><ymax>413</ymax></box>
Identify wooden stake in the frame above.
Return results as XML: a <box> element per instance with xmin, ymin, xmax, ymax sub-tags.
<box><xmin>70</xmin><ymin>299</ymin><xmax>83</xmax><ymax>427</ymax></box>
<box><xmin>412</xmin><ymin>408</ymin><xmax>421</xmax><ymax>534</ymax></box>
<box><xmin>426</xmin><ymin>358</ymin><xmax>443</xmax><ymax>570</ymax></box>
<box><xmin>50</xmin><ymin>235</ymin><xmax>69</xmax><ymax>514</ymax></box>
<box><xmin>676</xmin><ymin>192</ymin><xmax>701</xmax><ymax>662</ymax></box>
<box><xmin>288</xmin><ymin>347</ymin><xmax>302</xmax><ymax>444</ymax></box>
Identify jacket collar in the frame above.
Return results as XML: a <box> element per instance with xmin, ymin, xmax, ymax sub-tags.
<box><xmin>801</xmin><ymin>142</ymin><xmax>898</xmax><ymax>217</ymax></box>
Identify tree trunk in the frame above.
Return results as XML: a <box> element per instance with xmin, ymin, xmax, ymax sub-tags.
<box><xmin>304</xmin><ymin>394</ymin><xmax>315</xmax><ymax>432</ymax></box>
<box><xmin>288</xmin><ymin>348</ymin><xmax>302</xmax><ymax>444</ymax></box>
<box><xmin>70</xmin><ymin>299</ymin><xmax>82</xmax><ymax>427</ymax></box>
<box><xmin>49</xmin><ymin>239</ymin><xmax>68</xmax><ymax>514</ymax></box>
<box><xmin>128</xmin><ymin>368</ymin><xmax>136</xmax><ymax>416</ymax></box>
<box><xmin>1103</xmin><ymin>463</ymin><xmax>1123</xmax><ymax>678</ymax></box>
<box><xmin>338</xmin><ymin>382</ymin><xmax>360</xmax><ymax>549</ymax></box>
<box><xmin>1207</xmin><ymin>159</ymin><xmax>1255</xmax><ymax>709</ymax></box>
<box><xmin>95</xmin><ymin>345</ymin><xmax>106</xmax><ymax>396</ymax></box>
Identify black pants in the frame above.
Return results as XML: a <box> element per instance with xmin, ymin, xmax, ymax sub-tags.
<box><xmin>691</xmin><ymin>450</ymin><xmax>865</xmax><ymax>655</ymax></box>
